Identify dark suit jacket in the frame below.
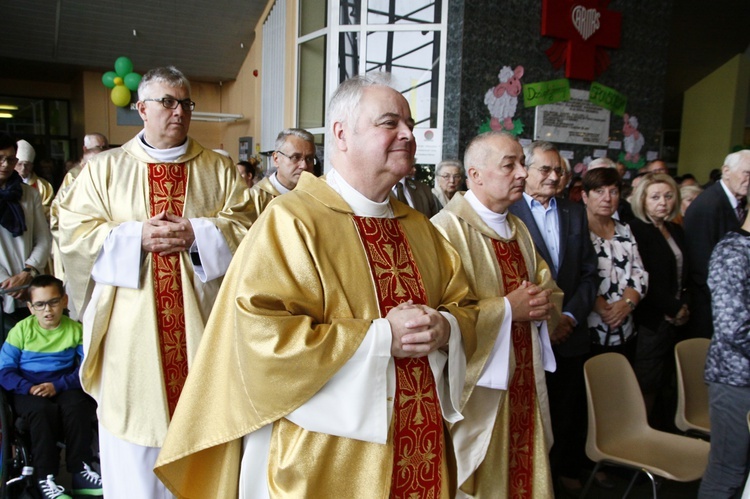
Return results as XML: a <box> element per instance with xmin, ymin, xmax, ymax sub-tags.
<box><xmin>683</xmin><ymin>182</ymin><xmax>740</xmax><ymax>337</ymax></box>
<box><xmin>509</xmin><ymin>197</ymin><xmax>600</xmax><ymax>356</ymax></box>
<box><xmin>629</xmin><ymin>218</ymin><xmax>688</xmax><ymax>330</ymax></box>
<box><xmin>404</xmin><ymin>179</ymin><xmax>440</xmax><ymax>218</ymax></box>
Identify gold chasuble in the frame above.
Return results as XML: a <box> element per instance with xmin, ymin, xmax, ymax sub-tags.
<box><xmin>352</xmin><ymin>216</ymin><xmax>443</xmax><ymax>498</ymax></box>
<box><xmin>155</xmin><ymin>173</ymin><xmax>476</xmax><ymax>499</ymax></box>
<box><xmin>148</xmin><ymin>163</ymin><xmax>189</xmax><ymax>417</ymax></box>
<box><xmin>241</xmin><ymin>176</ymin><xmax>280</xmax><ymax>223</ymax></box>
<box><xmin>57</xmin><ymin>137</ymin><xmax>251</xmax><ymax>448</ymax></box>
<box><xmin>431</xmin><ymin>193</ymin><xmax>562</xmax><ymax>499</ymax></box>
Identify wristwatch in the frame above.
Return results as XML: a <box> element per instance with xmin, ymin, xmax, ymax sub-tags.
<box><xmin>625</xmin><ymin>298</ymin><xmax>636</xmax><ymax>311</ymax></box>
<box><xmin>22</xmin><ymin>267</ymin><xmax>39</xmax><ymax>278</ymax></box>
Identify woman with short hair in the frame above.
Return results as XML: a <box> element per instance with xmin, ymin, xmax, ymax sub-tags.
<box><xmin>583</xmin><ymin>168</ymin><xmax>648</xmax><ymax>360</ymax></box>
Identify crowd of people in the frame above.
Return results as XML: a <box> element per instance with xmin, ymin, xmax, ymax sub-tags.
<box><xmin>0</xmin><ymin>64</ymin><xmax>748</xmax><ymax>499</ymax></box>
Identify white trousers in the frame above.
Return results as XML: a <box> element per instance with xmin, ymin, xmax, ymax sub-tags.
<box><xmin>99</xmin><ymin>425</ymin><xmax>175</xmax><ymax>499</ymax></box>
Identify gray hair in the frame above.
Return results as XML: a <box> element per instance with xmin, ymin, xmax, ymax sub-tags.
<box><xmin>523</xmin><ymin>140</ymin><xmax>559</xmax><ymax>169</ymax></box>
<box><xmin>326</xmin><ymin>72</ymin><xmax>394</xmax><ymax>156</ymax></box>
<box><xmin>435</xmin><ymin>159</ymin><xmax>464</xmax><ymax>177</ymax></box>
<box><xmin>464</xmin><ymin>130</ymin><xmax>519</xmax><ymax>173</ymax></box>
<box><xmin>275</xmin><ymin>128</ymin><xmax>315</xmax><ymax>151</ymax></box>
<box><xmin>631</xmin><ymin>173</ymin><xmax>680</xmax><ymax>222</ymax></box>
<box><xmin>723</xmin><ymin>150</ymin><xmax>750</xmax><ymax>172</ymax></box>
<box><xmin>83</xmin><ymin>133</ymin><xmax>109</xmax><ymax>150</ymax></box>
<box><xmin>587</xmin><ymin>157</ymin><xmax>616</xmax><ymax>170</ymax></box>
<box><xmin>138</xmin><ymin>66</ymin><xmax>191</xmax><ymax>100</ymax></box>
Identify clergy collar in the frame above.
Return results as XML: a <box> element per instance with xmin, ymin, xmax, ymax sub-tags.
<box><xmin>269</xmin><ymin>172</ymin><xmax>291</xmax><ymax>195</ymax></box>
<box><xmin>465</xmin><ymin>189</ymin><xmax>511</xmax><ymax>238</ymax></box>
<box><xmin>137</xmin><ymin>130</ymin><xmax>189</xmax><ymax>163</ymax></box>
<box><xmin>327</xmin><ymin>168</ymin><xmax>393</xmax><ymax>218</ymax></box>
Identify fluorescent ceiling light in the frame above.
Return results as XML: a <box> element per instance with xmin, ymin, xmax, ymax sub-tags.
<box><xmin>191</xmin><ymin>112</ymin><xmax>244</xmax><ymax>122</ymax></box>
<box><xmin>0</xmin><ymin>113</ymin><xmax>13</xmax><ymax>118</ymax></box>
<box><xmin>0</xmin><ymin>105</ymin><xmax>18</xmax><ymax>111</ymax></box>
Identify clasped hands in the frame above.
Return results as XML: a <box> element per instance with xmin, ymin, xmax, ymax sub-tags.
<box><xmin>387</xmin><ymin>301</ymin><xmax>451</xmax><ymax>358</ymax></box>
<box><xmin>594</xmin><ymin>296</ymin><xmax>631</xmax><ymax>330</ymax></box>
<box><xmin>141</xmin><ymin>210</ymin><xmax>195</xmax><ymax>254</ymax></box>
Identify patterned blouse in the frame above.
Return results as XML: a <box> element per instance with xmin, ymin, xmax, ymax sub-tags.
<box><xmin>587</xmin><ymin>220</ymin><xmax>649</xmax><ymax>346</ymax></box>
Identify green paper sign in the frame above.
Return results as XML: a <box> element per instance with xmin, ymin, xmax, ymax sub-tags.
<box><xmin>589</xmin><ymin>82</ymin><xmax>627</xmax><ymax>116</ymax></box>
<box><xmin>522</xmin><ymin>79</ymin><xmax>570</xmax><ymax>108</ymax></box>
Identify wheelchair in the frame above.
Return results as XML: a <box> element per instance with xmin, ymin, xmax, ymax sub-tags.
<box><xmin>0</xmin><ymin>389</ymin><xmax>35</xmax><ymax>499</ymax></box>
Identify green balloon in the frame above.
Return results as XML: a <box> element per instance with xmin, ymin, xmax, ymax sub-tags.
<box><xmin>111</xmin><ymin>85</ymin><xmax>132</xmax><ymax>107</ymax></box>
<box><xmin>114</xmin><ymin>56</ymin><xmax>134</xmax><ymax>77</ymax></box>
<box><xmin>102</xmin><ymin>71</ymin><xmax>117</xmax><ymax>89</ymax></box>
<box><xmin>124</xmin><ymin>73</ymin><xmax>142</xmax><ymax>92</ymax></box>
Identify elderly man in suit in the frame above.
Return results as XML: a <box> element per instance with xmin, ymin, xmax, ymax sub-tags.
<box><xmin>509</xmin><ymin>140</ymin><xmax>600</xmax><ymax>493</ymax></box>
<box><xmin>684</xmin><ymin>150</ymin><xmax>750</xmax><ymax>339</ymax></box>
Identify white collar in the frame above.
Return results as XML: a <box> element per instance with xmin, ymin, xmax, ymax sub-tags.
<box><xmin>327</xmin><ymin>169</ymin><xmax>393</xmax><ymax>218</ymax></box>
<box><xmin>137</xmin><ymin>130</ymin><xmax>188</xmax><ymax>163</ymax></box>
<box><xmin>269</xmin><ymin>172</ymin><xmax>291</xmax><ymax>195</ymax></box>
<box><xmin>465</xmin><ymin>190</ymin><xmax>511</xmax><ymax>238</ymax></box>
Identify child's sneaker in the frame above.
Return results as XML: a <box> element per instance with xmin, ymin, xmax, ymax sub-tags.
<box><xmin>71</xmin><ymin>462</ymin><xmax>103</xmax><ymax>496</ymax></box>
<box><xmin>37</xmin><ymin>474</ymin><xmax>72</xmax><ymax>499</ymax></box>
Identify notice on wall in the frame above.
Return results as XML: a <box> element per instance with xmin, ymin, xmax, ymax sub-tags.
<box><xmin>414</xmin><ymin>128</ymin><xmax>443</xmax><ymax>165</ymax></box>
<box><xmin>534</xmin><ymin>89</ymin><xmax>611</xmax><ymax>146</ymax></box>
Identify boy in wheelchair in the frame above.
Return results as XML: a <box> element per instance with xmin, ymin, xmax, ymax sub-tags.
<box><xmin>0</xmin><ymin>275</ymin><xmax>101</xmax><ymax>498</ymax></box>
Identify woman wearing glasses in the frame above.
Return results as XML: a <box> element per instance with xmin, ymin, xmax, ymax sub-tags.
<box><xmin>432</xmin><ymin>159</ymin><xmax>464</xmax><ymax>208</ymax></box>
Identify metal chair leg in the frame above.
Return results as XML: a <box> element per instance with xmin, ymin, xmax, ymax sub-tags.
<box><xmin>580</xmin><ymin>461</ymin><xmax>602</xmax><ymax>499</ymax></box>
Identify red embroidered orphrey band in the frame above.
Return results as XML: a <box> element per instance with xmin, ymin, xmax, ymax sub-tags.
<box><xmin>148</xmin><ymin>163</ymin><xmax>189</xmax><ymax>418</ymax></box>
<box><xmin>352</xmin><ymin>216</ymin><xmax>443</xmax><ymax>499</ymax></box>
<box><xmin>491</xmin><ymin>238</ymin><xmax>536</xmax><ymax>498</ymax></box>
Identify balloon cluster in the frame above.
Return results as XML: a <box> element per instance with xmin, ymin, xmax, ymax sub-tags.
<box><xmin>102</xmin><ymin>57</ymin><xmax>142</xmax><ymax>107</ymax></box>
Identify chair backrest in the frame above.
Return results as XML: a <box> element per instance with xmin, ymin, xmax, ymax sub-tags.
<box><xmin>674</xmin><ymin>338</ymin><xmax>711</xmax><ymax>433</ymax></box>
<box><xmin>584</xmin><ymin>352</ymin><xmax>649</xmax><ymax>460</ymax></box>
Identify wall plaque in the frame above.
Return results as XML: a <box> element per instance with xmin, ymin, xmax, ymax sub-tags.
<box><xmin>534</xmin><ymin>89</ymin><xmax>610</xmax><ymax>145</ymax></box>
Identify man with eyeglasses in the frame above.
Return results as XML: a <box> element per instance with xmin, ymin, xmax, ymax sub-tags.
<box><xmin>58</xmin><ymin>66</ymin><xmax>251</xmax><ymax>498</ymax></box>
<box><xmin>245</xmin><ymin>128</ymin><xmax>317</xmax><ymax>221</ymax></box>
<box><xmin>0</xmin><ymin>134</ymin><xmax>51</xmax><ymax>336</ymax></box>
<box><xmin>508</xmin><ymin>140</ymin><xmax>599</xmax><ymax>495</ymax></box>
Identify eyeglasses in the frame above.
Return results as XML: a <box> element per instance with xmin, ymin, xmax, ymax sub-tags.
<box><xmin>529</xmin><ymin>165</ymin><xmax>564</xmax><ymax>177</ymax></box>
<box><xmin>0</xmin><ymin>155</ymin><xmax>18</xmax><ymax>166</ymax></box>
<box><xmin>29</xmin><ymin>297</ymin><xmax>63</xmax><ymax>311</ymax></box>
<box><xmin>142</xmin><ymin>98</ymin><xmax>196</xmax><ymax>111</ymax></box>
<box><xmin>276</xmin><ymin>150</ymin><xmax>318</xmax><ymax>166</ymax></box>
<box><xmin>439</xmin><ymin>174</ymin><xmax>463</xmax><ymax>181</ymax></box>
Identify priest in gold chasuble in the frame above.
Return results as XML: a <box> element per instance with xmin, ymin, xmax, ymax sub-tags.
<box><xmin>57</xmin><ymin>67</ymin><xmax>251</xmax><ymax>498</ymax></box>
<box><xmin>242</xmin><ymin>128</ymin><xmax>316</xmax><ymax>222</ymax></box>
<box><xmin>155</xmin><ymin>75</ymin><xmax>476</xmax><ymax>498</ymax></box>
<box><xmin>432</xmin><ymin>131</ymin><xmax>563</xmax><ymax>499</ymax></box>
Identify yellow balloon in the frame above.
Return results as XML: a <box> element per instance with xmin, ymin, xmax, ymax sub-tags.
<box><xmin>114</xmin><ymin>76</ymin><xmax>124</xmax><ymax>86</ymax></box>
<box><xmin>111</xmin><ymin>86</ymin><xmax>131</xmax><ymax>107</ymax></box>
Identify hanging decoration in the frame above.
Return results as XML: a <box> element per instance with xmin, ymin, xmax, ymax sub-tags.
<box><xmin>102</xmin><ymin>57</ymin><xmax>142</xmax><ymax>107</ymax></box>
<box><xmin>541</xmin><ymin>0</ymin><xmax>622</xmax><ymax>81</ymax></box>
<box><xmin>619</xmin><ymin>113</ymin><xmax>646</xmax><ymax>169</ymax></box>
<box><xmin>480</xmin><ymin>65</ymin><xmax>525</xmax><ymax>136</ymax></box>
